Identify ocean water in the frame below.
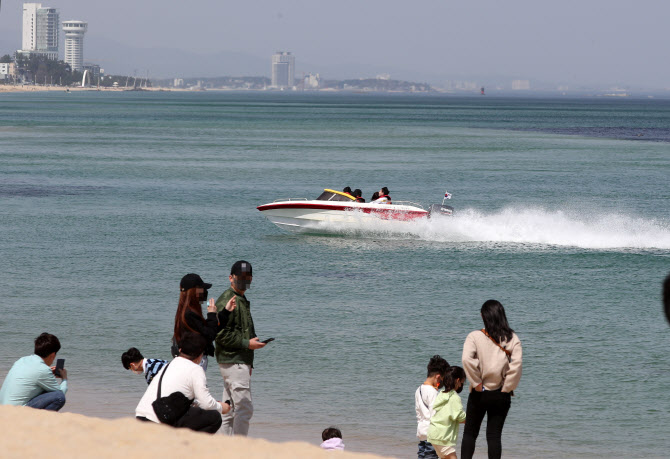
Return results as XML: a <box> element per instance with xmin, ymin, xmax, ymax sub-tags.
<box><xmin>1</xmin><ymin>92</ymin><xmax>669</xmax><ymax>458</ymax></box>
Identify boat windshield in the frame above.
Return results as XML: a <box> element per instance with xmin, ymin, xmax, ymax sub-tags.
<box><xmin>316</xmin><ymin>189</ymin><xmax>356</xmax><ymax>202</ymax></box>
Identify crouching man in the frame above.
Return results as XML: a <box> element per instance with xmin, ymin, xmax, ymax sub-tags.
<box><xmin>0</xmin><ymin>332</ymin><xmax>68</xmax><ymax>411</ymax></box>
<box><xmin>135</xmin><ymin>332</ymin><xmax>230</xmax><ymax>433</ymax></box>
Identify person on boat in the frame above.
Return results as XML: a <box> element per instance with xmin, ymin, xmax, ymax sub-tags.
<box><xmin>370</xmin><ymin>191</ymin><xmax>379</xmax><ymax>202</ymax></box>
<box><xmin>342</xmin><ymin>187</ymin><xmax>353</xmax><ymax>197</ymax></box>
<box><xmin>353</xmin><ymin>189</ymin><xmax>365</xmax><ymax>203</ymax></box>
<box><xmin>373</xmin><ymin>187</ymin><xmax>392</xmax><ymax>204</ymax></box>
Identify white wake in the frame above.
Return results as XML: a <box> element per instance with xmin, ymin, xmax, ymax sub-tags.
<box><xmin>310</xmin><ymin>207</ymin><xmax>670</xmax><ymax>250</ymax></box>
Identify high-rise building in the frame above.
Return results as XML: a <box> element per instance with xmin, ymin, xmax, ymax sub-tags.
<box><xmin>62</xmin><ymin>20</ymin><xmax>87</xmax><ymax>72</ymax></box>
<box><xmin>271</xmin><ymin>52</ymin><xmax>295</xmax><ymax>89</ymax></box>
<box><xmin>21</xmin><ymin>3</ymin><xmax>59</xmax><ymax>59</ymax></box>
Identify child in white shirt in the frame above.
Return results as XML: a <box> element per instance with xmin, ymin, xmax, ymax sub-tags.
<box><xmin>415</xmin><ymin>355</ymin><xmax>449</xmax><ymax>459</ymax></box>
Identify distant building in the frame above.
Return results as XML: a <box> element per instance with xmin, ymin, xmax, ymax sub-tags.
<box><xmin>376</xmin><ymin>73</ymin><xmax>391</xmax><ymax>80</ymax></box>
<box><xmin>511</xmin><ymin>79</ymin><xmax>531</xmax><ymax>90</ymax></box>
<box><xmin>271</xmin><ymin>51</ymin><xmax>295</xmax><ymax>89</ymax></box>
<box><xmin>63</xmin><ymin>21</ymin><xmax>88</xmax><ymax>72</ymax></box>
<box><xmin>0</xmin><ymin>63</ymin><xmax>16</xmax><ymax>81</ymax></box>
<box><xmin>19</xmin><ymin>3</ymin><xmax>59</xmax><ymax>60</ymax></box>
<box><xmin>173</xmin><ymin>78</ymin><xmax>184</xmax><ymax>88</ymax></box>
<box><xmin>304</xmin><ymin>73</ymin><xmax>320</xmax><ymax>89</ymax></box>
<box><xmin>445</xmin><ymin>80</ymin><xmax>479</xmax><ymax>91</ymax></box>
<box><xmin>82</xmin><ymin>63</ymin><xmax>100</xmax><ymax>80</ymax></box>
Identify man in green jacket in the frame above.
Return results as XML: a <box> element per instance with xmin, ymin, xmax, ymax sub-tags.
<box><xmin>214</xmin><ymin>260</ymin><xmax>267</xmax><ymax>436</ymax></box>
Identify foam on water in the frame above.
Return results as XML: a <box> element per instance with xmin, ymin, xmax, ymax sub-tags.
<box><xmin>312</xmin><ymin>207</ymin><xmax>670</xmax><ymax>250</ymax></box>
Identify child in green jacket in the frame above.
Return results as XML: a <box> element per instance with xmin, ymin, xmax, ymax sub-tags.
<box><xmin>427</xmin><ymin>366</ymin><xmax>467</xmax><ymax>459</ymax></box>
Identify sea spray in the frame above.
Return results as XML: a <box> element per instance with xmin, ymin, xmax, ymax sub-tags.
<box><xmin>309</xmin><ymin>206</ymin><xmax>670</xmax><ymax>250</ymax></box>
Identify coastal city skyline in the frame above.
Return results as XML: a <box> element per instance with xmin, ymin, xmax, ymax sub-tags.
<box><xmin>1</xmin><ymin>0</ymin><xmax>670</xmax><ymax>93</ymax></box>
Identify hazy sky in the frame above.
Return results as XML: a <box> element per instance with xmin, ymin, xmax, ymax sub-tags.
<box><xmin>1</xmin><ymin>0</ymin><xmax>669</xmax><ymax>87</ymax></box>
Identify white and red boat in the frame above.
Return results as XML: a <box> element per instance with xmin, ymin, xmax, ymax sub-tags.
<box><xmin>257</xmin><ymin>189</ymin><xmax>453</xmax><ymax>233</ymax></box>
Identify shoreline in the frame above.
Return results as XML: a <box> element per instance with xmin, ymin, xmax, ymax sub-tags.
<box><xmin>0</xmin><ymin>405</ymin><xmax>390</xmax><ymax>458</ymax></box>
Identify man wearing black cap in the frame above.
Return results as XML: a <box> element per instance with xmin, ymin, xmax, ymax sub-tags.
<box><xmin>214</xmin><ymin>260</ymin><xmax>266</xmax><ymax>436</ymax></box>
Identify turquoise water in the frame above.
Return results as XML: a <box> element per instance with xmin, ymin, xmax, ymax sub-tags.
<box><xmin>1</xmin><ymin>92</ymin><xmax>669</xmax><ymax>458</ymax></box>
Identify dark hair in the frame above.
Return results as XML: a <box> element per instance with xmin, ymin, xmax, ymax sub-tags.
<box><xmin>178</xmin><ymin>332</ymin><xmax>207</xmax><ymax>360</ymax></box>
<box><xmin>174</xmin><ymin>287</ymin><xmax>205</xmax><ymax>343</ymax></box>
<box><xmin>481</xmin><ymin>299</ymin><xmax>514</xmax><ymax>343</ymax></box>
<box><xmin>427</xmin><ymin>354</ymin><xmax>449</xmax><ymax>378</ymax></box>
<box><xmin>34</xmin><ymin>333</ymin><xmax>61</xmax><ymax>358</ymax></box>
<box><xmin>371</xmin><ymin>191</ymin><xmax>379</xmax><ymax>201</ymax></box>
<box><xmin>322</xmin><ymin>427</ymin><xmax>342</xmax><ymax>441</ymax></box>
<box><xmin>121</xmin><ymin>347</ymin><xmax>144</xmax><ymax>370</ymax></box>
<box><xmin>663</xmin><ymin>273</ymin><xmax>670</xmax><ymax>324</ymax></box>
<box><xmin>442</xmin><ymin>366</ymin><xmax>466</xmax><ymax>392</ymax></box>
<box><xmin>381</xmin><ymin>187</ymin><xmax>389</xmax><ymax>195</ymax></box>
<box><xmin>342</xmin><ymin>187</ymin><xmax>352</xmax><ymax>194</ymax></box>
<box><xmin>353</xmin><ymin>189</ymin><xmax>362</xmax><ymax>198</ymax></box>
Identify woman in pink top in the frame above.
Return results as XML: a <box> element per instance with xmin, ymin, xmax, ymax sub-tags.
<box><xmin>461</xmin><ymin>300</ymin><xmax>522</xmax><ymax>459</ymax></box>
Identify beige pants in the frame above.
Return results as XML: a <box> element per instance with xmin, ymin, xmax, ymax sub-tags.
<box><xmin>219</xmin><ymin>363</ymin><xmax>253</xmax><ymax>436</ymax></box>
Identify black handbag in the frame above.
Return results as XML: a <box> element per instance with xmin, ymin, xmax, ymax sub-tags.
<box><xmin>151</xmin><ymin>362</ymin><xmax>193</xmax><ymax>425</ymax></box>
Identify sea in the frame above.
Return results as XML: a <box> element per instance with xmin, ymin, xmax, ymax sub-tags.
<box><xmin>1</xmin><ymin>91</ymin><xmax>669</xmax><ymax>458</ymax></box>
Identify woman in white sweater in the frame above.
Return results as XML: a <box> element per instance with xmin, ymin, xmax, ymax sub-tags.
<box><xmin>461</xmin><ymin>300</ymin><xmax>522</xmax><ymax>459</ymax></box>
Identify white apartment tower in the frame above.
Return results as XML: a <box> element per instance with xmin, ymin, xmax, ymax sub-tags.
<box><xmin>21</xmin><ymin>3</ymin><xmax>59</xmax><ymax>59</ymax></box>
<box><xmin>271</xmin><ymin>52</ymin><xmax>295</xmax><ymax>89</ymax></box>
<box><xmin>63</xmin><ymin>21</ymin><xmax>88</xmax><ymax>72</ymax></box>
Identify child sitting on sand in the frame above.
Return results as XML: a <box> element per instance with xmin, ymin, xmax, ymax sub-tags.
<box><xmin>416</xmin><ymin>355</ymin><xmax>449</xmax><ymax>459</ymax></box>
<box><xmin>427</xmin><ymin>366</ymin><xmax>467</xmax><ymax>459</ymax></box>
<box><xmin>121</xmin><ymin>347</ymin><xmax>167</xmax><ymax>385</ymax></box>
<box><xmin>320</xmin><ymin>427</ymin><xmax>345</xmax><ymax>451</ymax></box>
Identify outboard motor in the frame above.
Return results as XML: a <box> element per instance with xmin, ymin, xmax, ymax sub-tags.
<box><xmin>428</xmin><ymin>204</ymin><xmax>454</xmax><ymax>218</ymax></box>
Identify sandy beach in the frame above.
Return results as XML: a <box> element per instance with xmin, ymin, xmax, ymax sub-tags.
<box><xmin>0</xmin><ymin>405</ymin><xmax>390</xmax><ymax>458</ymax></box>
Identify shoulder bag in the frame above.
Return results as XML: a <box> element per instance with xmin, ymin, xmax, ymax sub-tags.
<box><xmin>151</xmin><ymin>361</ymin><xmax>193</xmax><ymax>425</ymax></box>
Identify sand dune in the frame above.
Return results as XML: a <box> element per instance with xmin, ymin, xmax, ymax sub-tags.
<box><xmin>0</xmin><ymin>406</ymin><xmax>391</xmax><ymax>459</ymax></box>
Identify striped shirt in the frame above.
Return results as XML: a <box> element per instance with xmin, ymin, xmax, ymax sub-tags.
<box><xmin>143</xmin><ymin>358</ymin><xmax>168</xmax><ymax>385</ymax></box>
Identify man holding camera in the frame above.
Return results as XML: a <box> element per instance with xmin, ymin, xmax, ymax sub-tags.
<box><xmin>0</xmin><ymin>333</ymin><xmax>68</xmax><ymax>411</ymax></box>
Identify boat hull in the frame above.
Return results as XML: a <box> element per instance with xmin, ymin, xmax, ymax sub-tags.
<box><xmin>257</xmin><ymin>201</ymin><xmax>428</xmax><ymax>233</ymax></box>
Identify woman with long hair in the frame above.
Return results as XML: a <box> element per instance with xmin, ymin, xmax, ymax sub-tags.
<box><xmin>172</xmin><ymin>273</ymin><xmax>222</xmax><ymax>371</ymax></box>
<box><xmin>461</xmin><ymin>300</ymin><xmax>522</xmax><ymax>459</ymax></box>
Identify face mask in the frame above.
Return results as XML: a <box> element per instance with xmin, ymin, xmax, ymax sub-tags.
<box><xmin>456</xmin><ymin>385</ymin><xmax>463</xmax><ymax>394</ymax></box>
<box><xmin>200</xmin><ymin>289</ymin><xmax>208</xmax><ymax>302</ymax></box>
<box><xmin>132</xmin><ymin>368</ymin><xmax>144</xmax><ymax>375</ymax></box>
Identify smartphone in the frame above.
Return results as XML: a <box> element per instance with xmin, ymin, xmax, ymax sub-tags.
<box><xmin>54</xmin><ymin>358</ymin><xmax>65</xmax><ymax>377</ymax></box>
<box><xmin>260</xmin><ymin>337</ymin><xmax>275</xmax><ymax>344</ymax></box>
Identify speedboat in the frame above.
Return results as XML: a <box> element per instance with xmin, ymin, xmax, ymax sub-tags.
<box><xmin>257</xmin><ymin>189</ymin><xmax>453</xmax><ymax>233</ymax></box>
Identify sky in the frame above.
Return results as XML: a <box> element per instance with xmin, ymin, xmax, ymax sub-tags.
<box><xmin>1</xmin><ymin>0</ymin><xmax>669</xmax><ymax>88</ymax></box>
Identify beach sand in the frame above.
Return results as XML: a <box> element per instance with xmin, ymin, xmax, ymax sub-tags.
<box><xmin>0</xmin><ymin>406</ymin><xmax>391</xmax><ymax>458</ymax></box>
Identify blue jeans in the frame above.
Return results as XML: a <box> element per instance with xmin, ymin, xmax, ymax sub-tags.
<box><xmin>26</xmin><ymin>390</ymin><xmax>66</xmax><ymax>411</ymax></box>
<box><xmin>418</xmin><ymin>440</ymin><xmax>438</xmax><ymax>459</ymax></box>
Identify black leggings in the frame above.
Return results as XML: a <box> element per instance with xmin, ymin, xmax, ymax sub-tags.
<box><xmin>460</xmin><ymin>389</ymin><xmax>511</xmax><ymax>459</ymax></box>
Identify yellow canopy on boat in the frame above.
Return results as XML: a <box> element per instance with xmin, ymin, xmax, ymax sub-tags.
<box><xmin>323</xmin><ymin>189</ymin><xmax>356</xmax><ymax>201</ymax></box>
